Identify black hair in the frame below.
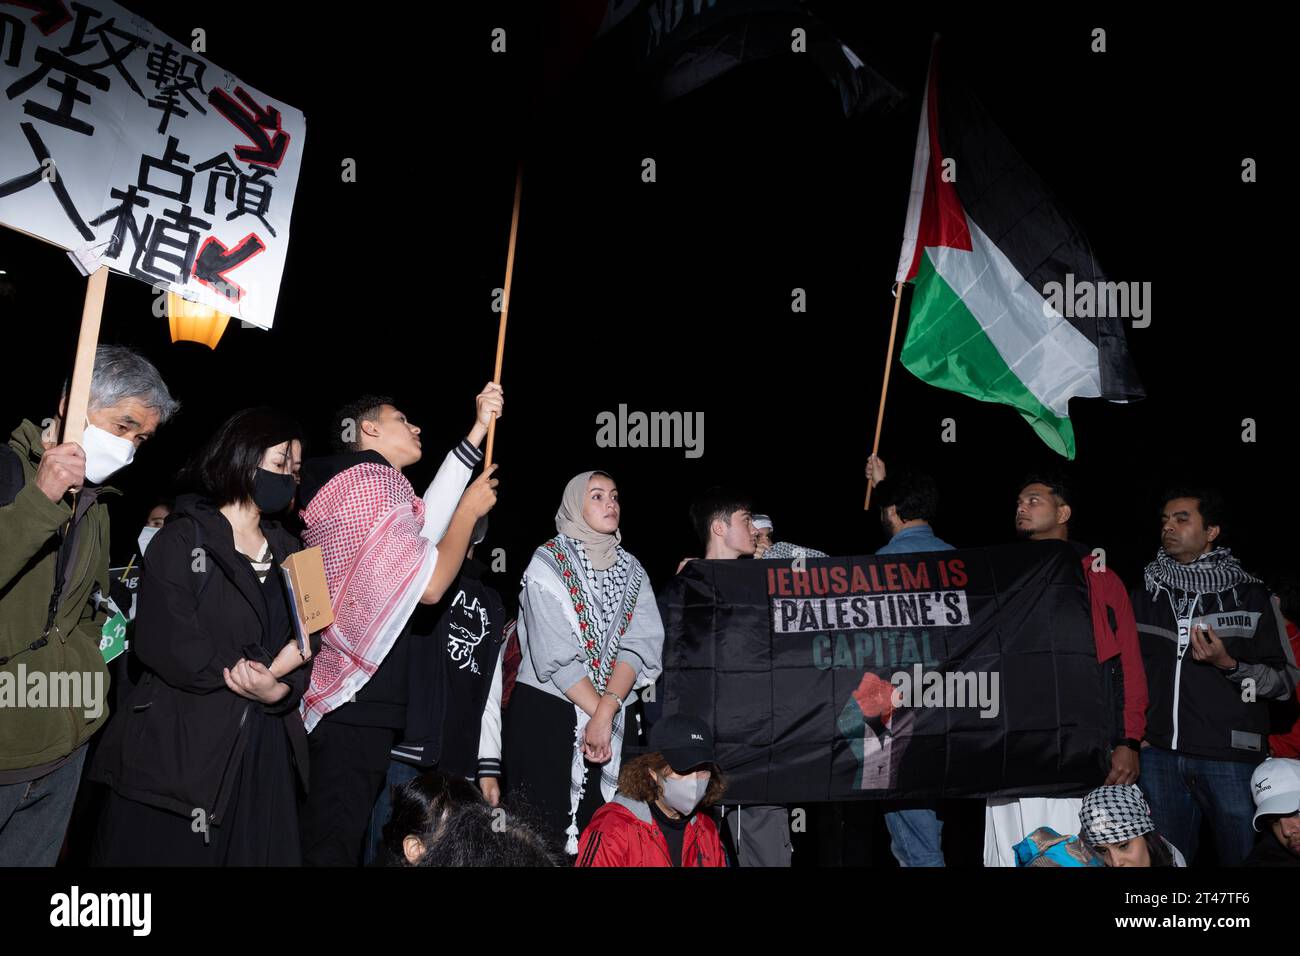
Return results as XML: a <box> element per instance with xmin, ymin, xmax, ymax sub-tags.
<box><xmin>1144</xmin><ymin>832</ymin><xmax>1176</xmax><ymax>867</ymax></box>
<box><xmin>1084</xmin><ymin>830</ymin><xmax>1177</xmax><ymax>867</ymax></box>
<box><xmin>874</xmin><ymin>470</ymin><xmax>940</xmax><ymax>524</ymax></box>
<box><xmin>332</xmin><ymin>394</ymin><xmax>396</xmax><ymax>453</ymax></box>
<box><xmin>689</xmin><ymin>486</ymin><xmax>751</xmax><ymax>548</ymax></box>
<box><xmin>186</xmin><ymin>408</ymin><xmax>303</xmax><ymax>508</ymax></box>
<box><xmin>382</xmin><ymin>772</ymin><xmax>559</xmax><ymax>867</ymax></box>
<box><xmin>416</xmin><ymin>804</ymin><xmax>559</xmax><ymax>867</ymax></box>
<box><xmin>382</xmin><ymin>771</ymin><xmax>474</xmax><ymax>862</ymax></box>
<box><xmin>1161</xmin><ymin>486</ymin><xmax>1227</xmax><ymax>537</ymax></box>
<box><xmin>1019</xmin><ymin>470</ymin><xmax>1074</xmax><ymax>509</ymax></box>
<box><xmin>1257</xmin><ymin>812</ymin><xmax>1299</xmax><ymax>827</ymax></box>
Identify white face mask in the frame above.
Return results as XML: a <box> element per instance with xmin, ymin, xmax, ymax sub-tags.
<box><xmin>659</xmin><ymin>772</ymin><xmax>710</xmax><ymax>816</ymax></box>
<box><xmin>81</xmin><ymin>423</ymin><xmax>135</xmax><ymax>483</ymax></box>
<box><xmin>137</xmin><ymin>525</ymin><xmax>160</xmax><ymax>556</ymax></box>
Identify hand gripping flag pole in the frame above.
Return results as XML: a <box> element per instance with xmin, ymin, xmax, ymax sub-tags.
<box><xmin>865</xmin><ymin>281</ymin><xmax>903</xmax><ymax>510</ymax></box>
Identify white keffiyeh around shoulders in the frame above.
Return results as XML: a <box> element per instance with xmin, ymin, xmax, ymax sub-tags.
<box><xmin>521</xmin><ymin>534</ymin><xmax>648</xmax><ymax>853</ymax></box>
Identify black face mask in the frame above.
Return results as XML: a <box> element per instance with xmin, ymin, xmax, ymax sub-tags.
<box><xmin>252</xmin><ymin>468</ymin><xmax>296</xmax><ymax>514</ymax></box>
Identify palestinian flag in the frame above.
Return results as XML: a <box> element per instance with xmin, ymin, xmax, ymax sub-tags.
<box><xmin>895</xmin><ymin>42</ymin><xmax>1144</xmax><ymax>458</ymax></box>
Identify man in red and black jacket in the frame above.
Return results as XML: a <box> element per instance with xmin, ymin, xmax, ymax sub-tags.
<box><xmin>984</xmin><ymin>472</ymin><xmax>1148</xmax><ymax>866</ymax></box>
<box><xmin>576</xmin><ymin>713</ymin><xmax>726</xmax><ymax>867</ymax></box>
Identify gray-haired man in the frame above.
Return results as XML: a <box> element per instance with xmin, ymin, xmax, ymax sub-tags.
<box><xmin>0</xmin><ymin>345</ymin><xmax>178</xmax><ymax>865</ymax></box>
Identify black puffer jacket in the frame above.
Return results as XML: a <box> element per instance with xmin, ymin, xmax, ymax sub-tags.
<box><xmin>89</xmin><ymin>495</ymin><xmax>316</xmax><ymax>824</ymax></box>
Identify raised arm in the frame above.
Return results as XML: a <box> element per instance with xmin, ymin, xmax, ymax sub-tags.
<box><xmin>419</xmin><ymin>466</ymin><xmax>498</xmax><ymax>605</ymax></box>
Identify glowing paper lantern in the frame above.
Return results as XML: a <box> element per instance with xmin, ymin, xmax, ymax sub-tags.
<box><xmin>167</xmin><ymin>292</ymin><xmax>231</xmax><ymax>349</ymax></box>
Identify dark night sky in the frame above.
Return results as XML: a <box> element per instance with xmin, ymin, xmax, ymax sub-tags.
<box><xmin>0</xmin><ymin>4</ymin><xmax>1285</xmax><ymax>603</ymax></box>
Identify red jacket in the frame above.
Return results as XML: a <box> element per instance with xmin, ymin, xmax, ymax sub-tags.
<box><xmin>576</xmin><ymin>795</ymin><xmax>726</xmax><ymax>867</ymax></box>
<box><xmin>1269</xmin><ymin>621</ymin><xmax>1300</xmax><ymax>757</ymax></box>
<box><xmin>1082</xmin><ymin>554</ymin><xmax>1148</xmax><ymax>741</ymax></box>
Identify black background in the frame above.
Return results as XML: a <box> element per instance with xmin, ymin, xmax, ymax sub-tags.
<box><xmin>0</xmin><ymin>2</ymin><xmax>1284</xmax><ymax>605</ymax></box>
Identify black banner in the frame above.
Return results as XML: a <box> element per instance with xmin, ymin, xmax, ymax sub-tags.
<box><xmin>660</xmin><ymin>540</ymin><xmax>1114</xmax><ymax>802</ymax></box>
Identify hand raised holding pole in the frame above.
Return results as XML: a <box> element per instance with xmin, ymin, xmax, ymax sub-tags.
<box><xmin>865</xmin><ymin>282</ymin><xmax>903</xmax><ymax>510</ymax></box>
<box><xmin>468</xmin><ymin>382</ymin><xmax>504</xmax><ymax>447</ymax></box>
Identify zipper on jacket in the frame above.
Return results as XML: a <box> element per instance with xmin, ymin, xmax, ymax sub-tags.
<box><xmin>1169</xmin><ymin>591</ymin><xmax>1201</xmax><ymax>752</ymax></box>
<box><xmin>209</xmin><ymin>702</ymin><xmax>251</xmax><ymax>828</ymax></box>
<box><xmin>1171</xmin><ymin>655</ymin><xmax>1184</xmax><ymax>750</ymax></box>
<box><xmin>686</xmin><ymin>818</ymin><xmax>705</xmax><ymax>866</ymax></box>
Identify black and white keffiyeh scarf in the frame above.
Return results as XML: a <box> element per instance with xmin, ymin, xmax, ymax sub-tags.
<box><xmin>1143</xmin><ymin>547</ymin><xmax>1260</xmax><ymax>615</ymax></box>
<box><xmin>574</xmin><ymin>538</ymin><xmax>630</xmax><ymax>650</ymax></box>
<box><xmin>531</xmin><ymin>534</ymin><xmax>645</xmax><ymax>853</ymax></box>
<box><xmin>1079</xmin><ymin>785</ymin><xmax>1155</xmax><ymax>847</ymax></box>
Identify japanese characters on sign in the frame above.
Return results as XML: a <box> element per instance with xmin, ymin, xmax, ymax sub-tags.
<box><xmin>0</xmin><ymin>0</ymin><xmax>305</xmax><ymax>328</ymax></box>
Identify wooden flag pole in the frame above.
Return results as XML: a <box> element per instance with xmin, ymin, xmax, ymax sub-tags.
<box><xmin>62</xmin><ymin>266</ymin><xmax>109</xmax><ymax>446</ymax></box>
<box><xmin>864</xmin><ymin>281</ymin><xmax>904</xmax><ymax>510</ymax></box>
<box><xmin>484</xmin><ymin>162</ymin><xmax>523</xmax><ymax>469</ymax></box>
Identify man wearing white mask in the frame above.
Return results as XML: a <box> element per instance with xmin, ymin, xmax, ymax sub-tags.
<box><xmin>0</xmin><ymin>345</ymin><xmax>177</xmax><ymax>865</ymax></box>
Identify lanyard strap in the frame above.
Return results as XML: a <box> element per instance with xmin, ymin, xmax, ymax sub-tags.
<box><xmin>0</xmin><ymin>506</ymin><xmax>75</xmax><ymax>666</ymax></box>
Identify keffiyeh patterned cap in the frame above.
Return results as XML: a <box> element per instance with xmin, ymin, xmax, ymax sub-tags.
<box><xmin>1079</xmin><ymin>785</ymin><xmax>1155</xmax><ymax>846</ymax></box>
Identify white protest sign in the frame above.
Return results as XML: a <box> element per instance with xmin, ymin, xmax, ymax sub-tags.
<box><xmin>0</xmin><ymin>0</ymin><xmax>305</xmax><ymax>329</ymax></box>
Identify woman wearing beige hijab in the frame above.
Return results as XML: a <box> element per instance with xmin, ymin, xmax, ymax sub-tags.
<box><xmin>503</xmin><ymin>470</ymin><xmax>664</xmax><ymax>856</ymax></box>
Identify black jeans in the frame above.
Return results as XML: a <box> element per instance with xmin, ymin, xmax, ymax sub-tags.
<box><xmin>503</xmin><ymin>683</ymin><xmax>605</xmax><ymax>856</ymax></box>
<box><xmin>300</xmin><ymin>720</ymin><xmax>397</xmax><ymax>866</ymax></box>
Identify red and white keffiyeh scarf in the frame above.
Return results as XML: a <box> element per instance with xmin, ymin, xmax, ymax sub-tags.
<box><xmin>299</xmin><ymin>462</ymin><xmax>436</xmax><ymax>732</ymax></box>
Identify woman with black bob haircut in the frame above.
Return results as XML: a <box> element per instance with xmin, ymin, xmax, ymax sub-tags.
<box><xmin>382</xmin><ymin>771</ymin><xmax>559</xmax><ymax>867</ymax></box>
<box><xmin>90</xmin><ymin>408</ymin><xmax>318</xmax><ymax>864</ymax></box>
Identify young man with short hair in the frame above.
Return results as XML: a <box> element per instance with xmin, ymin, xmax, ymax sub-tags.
<box><xmin>864</xmin><ymin>455</ymin><xmax>955</xmax><ymax>867</ymax></box>
<box><xmin>679</xmin><ymin>487</ymin><xmax>792</xmax><ymax>866</ymax></box>
<box><xmin>984</xmin><ymin>471</ymin><xmax>1148</xmax><ymax>866</ymax></box>
<box><xmin>1132</xmin><ymin>488</ymin><xmax>1296</xmax><ymax>865</ymax></box>
<box><xmin>296</xmin><ymin>385</ymin><xmax>501</xmax><ymax>866</ymax></box>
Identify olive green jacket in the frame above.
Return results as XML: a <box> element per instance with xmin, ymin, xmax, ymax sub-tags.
<box><xmin>0</xmin><ymin>419</ymin><xmax>117</xmax><ymax>771</ymax></box>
